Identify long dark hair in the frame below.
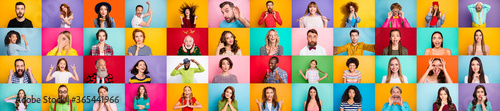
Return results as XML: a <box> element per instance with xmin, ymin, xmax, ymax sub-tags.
<box><xmin>468</xmin><ymin>57</ymin><xmax>486</xmax><ymax>83</ymax></box>
<box><xmin>434</xmin><ymin>87</ymin><xmax>456</xmax><ymax>111</ymax></box>
<box><xmin>341</xmin><ymin>85</ymin><xmax>362</xmax><ymax>103</ymax></box>
<box><xmin>130</xmin><ymin>60</ymin><xmax>150</xmax><ymax>75</ymax></box>
<box><xmin>305</xmin><ymin>86</ymin><xmax>321</xmax><ymax>111</ymax></box>
<box><xmin>135</xmin><ymin>85</ymin><xmax>148</xmax><ymax>100</ymax></box>
<box><xmin>15</xmin><ymin>89</ymin><xmax>27</xmax><ymax>110</ymax></box>
<box><xmin>431</xmin><ymin>31</ymin><xmax>443</xmax><ymax>48</ymax></box>
<box><xmin>4</xmin><ymin>30</ymin><xmax>21</xmax><ymax>46</ymax></box>
<box><xmin>179</xmin><ymin>2</ymin><xmax>198</xmax><ymax>25</ymax></box>
<box><xmin>472</xmin><ymin>29</ymin><xmax>486</xmax><ymax>55</ymax></box>
<box><xmin>431</xmin><ymin>5</ymin><xmax>441</xmax><ymax>20</ymax></box>
<box><xmin>429</xmin><ymin>58</ymin><xmax>446</xmax><ymax>83</ymax></box>
<box><xmin>219</xmin><ymin>31</ymin><xmax>240</xmax><ymax>55</ymax></box>
<box><xmin>310</xmin><ymin>60</ymin><xmax>325</xmax><ymax>74</ymax></box>
<box><xmin>471</xmin><ymin>85</ymin><xmax>488</xmax><ymax>111</ymax></box>
<box><xmin>262</xmin><ymin>86</ymin><xmax>279</xmax><ymax>109</ymax></box>
<box><xmin>97</xmin><ymin>5</ymin><xmax>112</xmax><ymax>28</ymax></box>
<box><xmin>388</xmin><ymin>29</ymin><xmax>403</xmax><ymax>55</ymax></box>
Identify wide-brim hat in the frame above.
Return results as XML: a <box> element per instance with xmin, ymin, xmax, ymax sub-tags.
<box><xmin>95</xmin><ymin>2</ymin><xmax>112</xmax><ymax>14</ymax></box>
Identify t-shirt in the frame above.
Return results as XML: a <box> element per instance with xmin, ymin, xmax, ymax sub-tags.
<box><xmin>340</xmin><ymin>102</ymin><xmax>362</xmax><ymax>111</ymax></box>
<box><xmin>306</xmin><ymin>69</ymin><xmax>320</xmax><ymax>83</ymax></box>
<box><xmin>219</xmin><ymin>19</ymin><xmax>245</xmax><ymax>28</ymax></box>
<box><xmin>8</xmin><ymin>18</ymin><xmax>33</xmax><ymax>28</ymax></box>
<box><xmin>382</xmin><ymin>75</ymin><xmax>408</xmax><ymax>83</ymax></box>
<box><xmin>131</xmin><ymin>14</ymin><xmax>144</xmax><ymax>28</ymax></box>
<box><xmin>127</xmin><ymin>45</ymin><xmax>152</xmax><ymax>56</ymax></box>
<box><xmin>343</xmin><ymin>70</ymin><xmax>361</xmax><ymax>83</ymax></box>
<box><xmin>52</xmin><ymin>71</ymin><xmax>73</xmax><ymax>83</ymax></box>
<box><xmin>301</xmin><ymin>15</ymin><xmax>323</xmax><ymax>28</ymax></box>
<box><xmin>212</xmin><ymin>74</ymin><xmax>238</xmax><ymax>83</ymax></box>
<box><xmin>5</xmin><ymin>98</ymin><xmax>28</xmax><ymax>111</ymax></box>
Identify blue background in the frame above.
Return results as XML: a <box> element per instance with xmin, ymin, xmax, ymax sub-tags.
<box><xmin>83</xmin><ymin>84</ymin><xmax>125</xmax><ymax>111</ymax></box>
<box><xmin>208</xmin><ymin>83</ymin><xmax>250</xmax><ymax>111</ymax></box>
<box><xmin>334</xmin><ymin>28</ymin><xmax>375</xmax><ymax>55</ymax></box>
<box><xmin>124</xmin><ymin>0</ymin><xmax>167</xmax><ymax>28</ymax></box>
<box><xmin>416</xmin><ymin>84</ymin><xmax>459</xmax><ymax>111</ymax></box>
<box><xmin>375</xmin><ymin>56</ymin><xmax>417</xmax><ymax>83</ymax></box>
<box><xmin>250</xmin><ymin>28</ymin><xmax>292</xmax><ymax>55</ymax></box>
<box><xmin>0</xmin><ymin>84</ymin><xmax>42</xmax><ymax>110</ymax></box>
<box><xmin>83</xmin><ymin>28</ymin><xmax>125</xmax><ymax>55</ymax></box>
<box><xmin>375</xmin><ymin>0</ymin><xmax>417</xmax><ymax>27</ymax></box>
<box><xmin>416</xmin><ymin>28</ymin><xmax>459</xmax><ymax>55</ymax></box>
<box><xmin>0</xmin><ymin>28</ymin><xmax>42</xmax><ymax>55</ymax></box>
<box><xmin>291</xmin><ymin>83</ymin><xmax>334</xmax><ymax>111</ymax></box>
<box><xmin>458</xmin><ymin>56</ymin><xmax>500</xmax><ymax>83</ymax></box>
<box><xmin>333</xmin><ymin>84</ymin><xmax>375</xmax><ymax>111</ymax></box>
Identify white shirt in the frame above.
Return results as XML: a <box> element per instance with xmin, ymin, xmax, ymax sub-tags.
<box><xmin>381</xmin><ymin>75</ymin><xmax>408</xmax><ymax>83</ymax></box>
<box><xmin>131</xmin><ymin>14</ymin><xmax>144</xmax><ymax>28</ymax></box>
<box><xmin>299</xmin><ymin>45</ymin><xmax>326</xmax><ymax>55</ymax></box>
<box><xmin>464</xmin><ymin>75</ymin><xmax>489</xmax><ymax>83</ymax></box>
<box><xmin>302</xmin><ymin>15</ymin><xmax>324</xmax><ymax>28</ymax></box>
<box><xmin>51</xmin><ymin>71</ymin><xmax>73</xmax><ymax>83</ymax></box>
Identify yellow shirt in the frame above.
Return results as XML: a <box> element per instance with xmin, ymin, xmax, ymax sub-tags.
<box><xmin>336</xmin><ymin>42</ymin><xmax>375</xmax><ymax>55</ymax></box>
<box><xmin>47</xmin><ymin>47</ymin><xmax>78</xmax><ymax>56</ymax></box>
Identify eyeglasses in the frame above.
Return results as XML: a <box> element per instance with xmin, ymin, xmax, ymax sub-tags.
<box><xmin>58</xmin><ymin>91</ymin><xmax>67</xmax><ymax>94</ymax></box>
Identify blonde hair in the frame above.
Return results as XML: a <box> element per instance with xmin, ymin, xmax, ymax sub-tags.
<box><xmin>265</xmin><ymin>29</ymin><xmax>280</xmax><ymax>47</ymax></box>
<box><xmin>59</xmin><ymin>31</ymin><xmax>72</xmax><ymax>56</ymax></box>
<box><xmin>386</xmin><ymin>57</ymin><xmax>404</xmax><ymax>83</ymax></box>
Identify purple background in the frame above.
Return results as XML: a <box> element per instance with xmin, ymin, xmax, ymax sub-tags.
<box><xmin>291</xmin><ymin>0</ymin><xmax>334</xmax><ymax>28</ymax></box>
<box><xmin>459</xmin><ymin>0</ymin><xmax>500</xmax><ymax>27</ymax></box>
<box><xmin>124</xmin><ymin>56</ymin><xmax>167</xmax><ymax>83</ymax></box>
<box><xmin>458</xmin><ymin>83</ymin><xmax>500</xmax><ymax>111</ymax></box>
<box><xmin>42</xmin><ymin>0</ymin><xmax>84</xmax><ymax>28</ymax></box>
<box><xmin>42</xmin><ymin>56</ymin><xmax>84</xmax><ymax>83</ymax></box>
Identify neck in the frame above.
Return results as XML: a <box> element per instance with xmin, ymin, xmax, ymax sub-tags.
<box><xmin>99</xmin><ymin>42</ymin><xmax>105</xmax><ymax>45</ymax></box>
<box><xmin>221</xmin><ymin>71</ymin><xmax>229</xmax><ymax>76</ymax></box>
<box><xmin>310</xmin><ymin>13</ymin><xmax>317</xmax><ymax>16</ymax></box>
<box><xmin>266</xmin><ymin>100</ymin><xmax>273</xmax><ymax>103</ymax></box>
<box><xmin>137</xmin><ymin>73</ymin><xmax>144</xmax><ymax>76</ymax></box>
<box><xmin>137</xmin><ymin>43</ymin><xmax>143</xmax><ymax>46</ymax></box>
<box><xmin>476</xmin><ymin>42</ymin><xmax>482</xmax><ymax>45</ymax></box>
<box><xmin>16</xmin><ymin>17</ymin><xmax>25</xmax><ymax>21</ymax></box>
<box><xmin>433</xmin><ymin>47</ymin><xmax>442</xmax><ymax>49</ymax></box>
<box><xmin>391</xmin><ymin>73</ymin><xmax>399</xmax><ymax>78</ymax></box>
<box><xmin>348</xmin><ymin>98</ymin><xmax>354</xmax><ymax>102</ymax></box>
<box><xmin>352</xmin><ymin>42</ymin><xmax>358</xmax><ymax>46</ymax></box>
<box><xmin>392</xmin><ymin>43</ymin><xmax>399</xmax><ymax>49</ymax></box>
<box><xmin>310</xmin><ymin>67</ymin><xmax>315</xmax><ymax>70</ymax></box>
<box><xmin>269</xmin><ymin>42</ymin><xmax>276</xmax><ymax>47</ymax></box>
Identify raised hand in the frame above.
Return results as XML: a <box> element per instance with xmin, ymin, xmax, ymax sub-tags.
<box><xmin>182</xmin><ymin>43</ymin><xmax>187</xmax><ymax>53</ymax></box>
<box><xmin>71</xmin><ymin>64</ymin><xmax>76</xmax><ymax>71</ymax></box>
<box><xmin>49</xmin><ymin>64</ymin><xmax>54</xmax><ymax>71</ymax></box>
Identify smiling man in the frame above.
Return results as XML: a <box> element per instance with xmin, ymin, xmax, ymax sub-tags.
<box><xmin>334</xmin><ymin>29</ymin><xmax>375</xmax><ymax>55</ymax></box>
<box><xmin>7</xmin><ymin>59</ymin><xmax>37</xmax><ymax>83</ymax></box>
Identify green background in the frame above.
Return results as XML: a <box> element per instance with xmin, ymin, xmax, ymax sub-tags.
<box><xmin>292</xmin><ymin>56</ymin><xmax>333</xmax><ymax>83</ymax></box>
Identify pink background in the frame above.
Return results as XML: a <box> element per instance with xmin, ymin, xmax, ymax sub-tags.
<box><xmin>42</xmin><ymin>28</ymin><xmax>84</xmax><ymax>55</ymax></box>
<box><xmin>125</xmin><ymin>83</ymin><xmax>167</xmax><ymax>111</ymax></box>
<box><xmin>208</xmin><ymin>0</ymin><xmax>251</xmax><ymax>27</ymax></box>
<box><xmin>291</xmin><ymin>28</ymin><xmax>334</xmax><ymax>55</ymax></box>
<box><xmin>208</xmin><ymin>56</ymin><xmax>250</xmax><ymax>83</ymax></box>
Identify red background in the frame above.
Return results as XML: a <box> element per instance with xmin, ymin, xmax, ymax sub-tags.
<box><xmin>375</xmin><ymin>28</ymin><xmax>417</xmax><ymax>55</ymax></box>
<box><xmin>250</xmin><ymin>56</ymin><xmax>292</xmax><ymax>83</ymax></box>
<box><xmin>83</xmin><ymin>56</ymin><xmax>125</xmax><ymax>83</ymax></box>
<box><xmin>167</xmin><ymin>28</ymin><xmax>209</xmax><ymax>55</ymax></box>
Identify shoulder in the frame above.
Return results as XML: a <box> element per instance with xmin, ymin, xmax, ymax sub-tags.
<box><xmin>109</xmin><ymin>17</ymin><xmax>115</xmax><ymax>21</ymax></box>
<box><xmin>278</xmin><ymin>45</ymin><xmax>284</xmax><ymax>49</ymax></box>
<box><xmin>24</xmin><ymin>18</ymin><xmax>32</xmax><ymax>23</ymax></box>
<box><xmin>143</xmin><ymin>45</ymin><xmax>152</xmax><ymax>49</ymax></box>
<box><xmin>401</xmin><ymin>46</ymin><xmax>408</xmax><ymax>50</ymax></box>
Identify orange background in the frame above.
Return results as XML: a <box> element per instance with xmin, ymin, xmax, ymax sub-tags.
<box><xmin>375</xmin><ymin>83</ymin><xmax>416</xmax><ymax>111</ymax></box>
<box><xmin>124</xmin><ymin>28</ymin><xmax>167</xmax><ymax>55</ymax></box>
<box><xmin>416</xmin><ymin>56</ymin><xmax>458</xmax><ymax>83</ymax></box>
<box><xmin>416</xmin><ymin>0</ymin><xmax>459</xmax><ymax>27</ymax></box>
<box><xmin>458</xmin><ymin>28</ymin><xmax>500</xmax><ymax>55</ymax></box>
<box><xmin>41</xmin><ymin>83</ymin><xmax>84</xmax><ymax>111</ymax></box>
<box><xmin>249</xmin><ymin>0</ymin><xmax>292</xmax><ymax>27</ymax></box>
<box><xmin>333</xmin><ymin>56</ymin><xmax>376</xmax><ymax>83</ymax></box>
<box><xmin>166</xmin><ymin>83</ymin><xmax>209</xmax><ymax>111</ymax></box>
<box><xmin>250</xmin><ymin>84</ymin><xmax>291</xmax><ymax>111</ymax></box>
<box><xmin>208</xmin><ymin>28</ymin><xmax>250</xmax><ymax>55</ymax></box>
<box><xmin>83</xmin><ymin>0</ymin><xmax>125</xmax><ymax>28</ymax></box>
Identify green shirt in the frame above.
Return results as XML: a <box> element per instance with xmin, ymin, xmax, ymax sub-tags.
<box><xmin>170</xmin><ymin>64</ymin><xmax>205</xmax><ymax>83</ymax></box>
<box><xmin>50</xmin><ymin>100</ymin><xmax>78</xmax><ymax>111</ymax></box>
<box><xmin>178</xmin><ymin>46</ymin><xmax>201</xmax><ymax>55</ymax></box>
<box><xmin>218</xmin><ymin>99</ymin><xmax>238</xmax><ymax>111</ymax></box>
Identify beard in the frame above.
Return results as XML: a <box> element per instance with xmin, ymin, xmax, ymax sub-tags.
<box><xmin>96</xmin><ymin>68</ymin><xmax>108</xmax><ymax>78</ymax></box>
<box><xmin>308</xmin><ymin>41</ymin><xmax>317</xmax><ymax>47</ymax></box>
<box><xmin>225</xmin><ymin>16</ymin><xmax>235</xmax><ymax>23</ymax></box>
<box><xmin>58</xmin><ymin>94</ymin><xmax>68</xmax><ymax>103</ymax></box>
<box><xmin>15</xmin><ymin>69</ymin><xmax>25</xmax><ymax>78</ymax></box>
<box><xmin>476</xmin><ymin>8</ymin><xmax>482</xmax><ymax>12</ymax></box>
<box><xmin>268</xmin><ymin>8</ymin><xmax>273</xmax><ymax>13</ymax></box>
<box><xmin>17</xmin><ymin>12</ymin><xmax>24</xmax><ymax>18</ymax></box>
<box><xmin>184</xmin><ymin>65</ymin><xmax>190</xmax><ymax>70</ymax></box>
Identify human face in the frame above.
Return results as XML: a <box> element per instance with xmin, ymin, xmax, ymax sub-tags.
<box><xmin>476</xmin><ymin>3</ymin><xmax>482</xmax><ymax>12</ymax></box>
<box><xmin>308</xmin><ymin>5</ymin><xmax>317</xmax><ymax>14</ymax></box>
<box><xmin>268</xmin><ymin>31</ymin><xmax>278</xmax><ymax>43</ymax></box>
<box><xmin>58</xmin><ymin>60</ymin><xmax>67</xmax><ymax>71</ymax></box>
<box><xmin>184</xmin><ymin>62</ymin><xmax>191</xmax><ymax>69</ymax></box>
<box><xmin>57</xmin><ymin>34</ymin><xmax>70</xmax><ymax>47</ymax></box>
<box><xmin>100</xmin><ymin>6</ymin><xmax>108</xmax><ymax>16</ymax></box>
<box><xmin>98</xmin><ymin>32</ymin><xmax>106</xmax><ymax>43</ymax></box>
<box><xmin>134</xmin><ymin>32</ymin><xmax>144</xmax><ymax>44</ymax></box>
<box><xmin>184</xmin><ymin>87</ymin><xmax>192</xmax><ymax>97</ymax></box>
<box><xmin>15</xmin><ymin>61</ymin><xmax>25</xmax><ymax>76</ymax></box>
<box><xmin>307</xmin><ymin>32</ymin><xmax>317</xmax><ymax>47</ymax></box>
<box><xmin>350</xmin><ymin>32</ymin><xmax>359</xmax><ymax>44</ymax></box>
<box><xmin>139</xmin><ymin>86</ymin><xmax>145</xmax><ymax>95</ymax></box>
<box><xmin>392</xmin><ymin>9</ymin><xmax>400</xmax><ymax>16</ymax></box>
<box><xmin>390</xmin><ymin>59</ymin><xmax>400</xmax><ymax>73</ymax></box>
<box><xmin>348</xmin><ymin>89</ymin><xmax>355</xmax><ymax>99</ymax></box>
<box><xmin>266</xmin><ymin>88</ymin><xmax>274</xmax><ymax>101</ymax></box>
<box><xmin>136</xmin><ymin>7</ymin><xmax>143</xmax><ymax>16</ymax></box>
<box><xmin>61</xmin><ymin>6</ymin><xmax>68</xmax><ymax>13</ymax></box>
<box><xmin>475</xmin><ymin>31</ymin><xmax>483</xmax><ymax>43</ymax></box>
<box><xmin>221</xmin><ymin>60</ymin><xmax>230</xmax><ymax>72</ymax></box>
<box><xmin>471</xmin><ymin>60</ymin><xmax>480</xmax><ymax>73</ymax></box>
<box><xmin>15</xmin><ymin>5</ymin><xmax>25</xmax><ymax>18</ymax></box>
<box><xmin>475</xmin><ymin>88</ymin><xmax>485</xmax><ymax>99</ymax></box>
<box><xmin>96</xmin><ymin>60</ymin><xmax>107</xmax><ymax>71</ymax></box>
<box><xmin>432</xmin><ymin>33</ymin><xmax>442</xmax><ymax>48</ymax></box>
<box><xmin>224</xmin><ymin>88</ymin><xmax>233</xmax><ymax>98</ymax></box>
<box><xmin>310</xmin><ymin>61</ymin><xmax>317</xmax><ymax>69</ymax></box>
<box><xmin>432</xmin><ymin>60</ymin><xmax>443</xmax><ymax>74</ymax></box>
<box><xmin>309</xmin><ymin>89</ymin><xmax>317</xmax><ymax>98</ymax></box>
<box><xmin>266</xmin><ymin>3</ymin><xmax>273</xmax><ymax>12</ymax></box>
<box><xmin>439</xmin><ymin>90</ymin><xmax>448</xmax><ymax>101</ymax></box>
<box><xmin>269</xmin><ymin>58</ymin><xmax>277</xmax><ymax>70</ymax></box>
<box><xmin>184</xmin><ymin>36</ymin><xmax>194</xmax><ymax>49</ymax></box>
<box><xmin>18</xmin><ymin>90</ymin><xmax>25</xmax><ymax>98</ymax></box>
<box><xmin>58</xmin><ymin>87</ymin><xmax>68</xmax><ymax>101</ymax></box>
<box><xmin>348</xmin><ymin>63</ymin><xmax>356</xmax><ymax>72</ymax></box>
<box><xmin>185</xmin><ymin>9</ymin><xmax>190</xmax><ymax>17</ymax></box>
<box><xmin>224</xmin><ymin>33</ymin><xmax>235</xmax><ymax>45</ymax></box>
<box><xmin>98</xmin><ymin>88</ymin><xmax>108</xmax><ymax>97</ymax></box>
<box><xmin>390</xmin><ymin>31</ymin><xmax>401</xmax><ymax>45</ymax></box>
<box><xmin>391</xmin><ymin>88</ymin><xmax>401</xmax><ymax>101</ymax></box>
<box><xmin>136</xmin><ymin>61</ymin><xmax>146</xmax><ymax>73</ymax></box>
<box><xmin>349</xmin><ymin>6</ymin><xmax>355</xmax><ymax>12</ymax></box>
<box><xmin>221</xmin><ymin>4</ymin><xmax>235</xmax><ymax>23</ymax></box>
<box><xmin>9</xmin><ymin>34</ymin><xmax>17</xmax><ymax>44</ymax></box>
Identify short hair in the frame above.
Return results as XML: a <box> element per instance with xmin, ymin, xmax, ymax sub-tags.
<box><xmin>266</xmin><ymin>1</ymin><xmax>274</xmax><ymax>5</ymax></box>
<box><xmin>390</xmin><ymin>3</ymin><xmax>402</xmax><ymax>10</ymax></box>
<box><xmin>219</xmin><ymin>1</ymin><xmax>234</xmax><ymax>8</ymax></box>
<box><xmin>307</xmin><ymin>29</ymin><xmax>318</xmax><ymax>36</ymax></box>
<box><xmin>15</xmin><ymin>2</ymin><xmax>25</xmax><ymax>8</ymax></box>
<box><xmin>269</xmin><ymin>56</ymin><xmax>279</xmax><ymax>63</ymax></box>
<box><xmin>4</xmin><ymin>30</ymin><xmax>21</xmax><ymax>46</ymax></box>
<box><xmin>96</xmin><ymin>29</ymin><xmax>108</xmax><ymax>40</ymax></box>
<box><xmin>95</xmin><ymin>59</ymin><xmax>105</xmax><ymax>66</ymax></box>
<box><xmin>350</xmin><ymin>29</ymin><xmax>359</xmax><ymax>36</ymax></box>
<box><xmin>219</xmin><ymin>57</ymin><xmax>233</xmax><ymax>69</ymax></box>
<box><xmin>346</xmin><ymin>57</ymin><xmax>359</xmax><ymax>68</ymax></box>
<box><xmin>132</xmin><ymin>29</ymin><xmax>146</xmax><ymax>43</ymax></box>
<box><xmin>136</xmin><ymin>5</ymin><xmax>143</xmax><ymax>10</ymax></box>
<box><xmin>14</xmin><ymin>58</ymin><xmax>24</xmax><ymax>66</ymax></box>
<box><xmin>390</xmin><ymin>86</ymin><xmax>402</xmax><ymax>94</ymax></box>
<box><xmin>59</xmin><ymin>84</ymin><xmax>68</xmax><ymax>91</ymax></box>
<box><xmin>98</xmin><ymin>85</ymin><xmax>108</xmax><ymax>93</ymax></box>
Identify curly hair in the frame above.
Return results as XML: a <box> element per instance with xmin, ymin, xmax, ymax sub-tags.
<box><xmin>220</xmin><ymin>86</ymin><xmax>235</xmax><ymax>103</ymax></box>
<box><xmin>428</xmin><ymin>58</ymin><xmax>446</xmax><ymax>83</ymax></box>
<box><xmin>346</xmin><ymin>57</ymin><xmax>359</xmax><ymax>69</ymax></box>
<box><xmin>390</xmin><ymin>3</ymin><xmax>402</xmax><ymax>10</ymax></box>
<box><xmin>341</xmin><ymin>85</ymin><xmax>362</xmax><ymax>103</ymax></box>
<box><xmin>130</xmin><ymin>60</ymin><xmax>150</xmax><ymax>75</ymax></box>
<box><xmin>345</xmin><ymin>2</ymin><xmax>359</xmax><ymax>13</ymax></box>
<box><xmin>4</xmin><ymin>30</ymin><xmax>20</xmax><ymax>46</ymax></box>
<box><xmin>219</xmin><ymin>31</ymin><xmax>240</xmax><ymax>55</ymax></box>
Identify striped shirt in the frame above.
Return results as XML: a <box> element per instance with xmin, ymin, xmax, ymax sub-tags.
<box><xmin>343</xmin><ymin>70</ymin><xmax>361</xmax><ymax>83</ymax></box>
<box><xmin>340</xmin><ymin>102</ymin><xmax>362</xmax><ymax>111</ymax></box>
<box><xmin>129</xmin><ymin>75</ymin><xmax>151</xmax><ymax>83</ymax></box>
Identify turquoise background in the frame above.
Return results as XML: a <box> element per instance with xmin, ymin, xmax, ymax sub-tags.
<box><xmin>250</xmin><ymin>28</ymin><xmax>292</xmax><ymax>55</ymax></box>
<box><xmin>416</xmin><ymin>28</ymin><xmax>459</xmax><ymax>55</ymax></box>
<box><xmin>291</xmin><ymin>83</ymin><xmax>334</xmax><ymax>111</ymax></box>
<box><xmin>208</xmin><ymin>83</ymin><xmax>250</xmax><ymax>111</ymax></box>
<box><xmin>291</xmin><ymin>56</ymin><xmax>333</xmax><ymax>83</ymax></box>
<box><xmin>333</xmin><ymin>28</ymin><xmax>375</xmax><ymax>55</ymax></box>
<box><xmin>83</xmin><ymin>84</ymin><xmax>125</xmax><ymax>111</ymax></box>
<box><xmin>458</xmin><ymin>56</ymin><xmax>500</xmax><ymax>83</ymax></box>
<box><xmin>333</xmin><ymin>84</ymin><xmax>375</xmax><ymax>111</ymax></box>
<box><xmin>416</xmin><ymin>84</ymin><xmax>459</xmax><ymax>111</ymax></box>
<box><xmin>83</xmin><ymin>28</ymin><xmax>125</xmax><ymax>55</ymax></box>
<box><xmin>0</xmin><ymin>28</ymin><xmax>42</xmax><ymax>55</ymax></box>
<box><xmin>375</xmin><ymin>56</ymin><xmax>417</xmax><ymax>83</ymax></box>
<box><xmin>0</xmin><ymin>84</ymin><xmax>42</xmax><ymax>110</ymax></box>
<box><xmin>375</xmin><ymin>0</ymin><xmax>417</xmax><ymax>27</ymax></box>
<box><xmin>124</xmin><ymin>0</ymin><xmax>167</xmax><ymax>28</ymax></box>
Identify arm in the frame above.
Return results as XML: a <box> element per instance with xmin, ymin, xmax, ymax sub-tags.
<box><xmin>275</xmin><ymin>11</ymin><xmax>283</xmax><ymax>26</ymax></box>
<box><xmin>7</xmin><ymin>70</ymin><xmax>13</xmax><ymax>83</ymax></box>
<box><xmin>418</xmin><ymin>69</ymin><xmax>430</xmax><ymax>83</ymax></box>
<box><xmin>467</xmin><ymin>45</ymin><xmax>473</xmax><ymax>55</ymax></box>
<box><xmin>28</xmin><ymin>68</ymin><xmax>37</xmax><ymax>83</ymax></box>
<box><xmin>381</xmin><ymin>18</ymin><xmax>392</xmax><ymax>28</ymax></box>
<box><xmin>482</xmin><ymin>3</ymin><xmax>491</xmax><ymax>13</ymax></box>
<box><xmin>70</xmin><ymin>65</ymin><xmax>79</xmax><ymax>81</ymax></box>
<box><xmin>45</xmin><ymin>65</ymin><xmax>55</xmax><ymax>82</ymax></box>
<box><xmin>144</xmin><ymin>98</ymin><xmax>150</xmax><ymax>109</ymax></box>
<box><xmin>425</xmin><ymin>49</ymin><xmax>431</xmax><ymax>55</ymax></box>
<box><xmin>258</xmin><ymin>12</ymin><xmax>266</xmax><ymax>26</ymax></box>
<box><xmin>467</xmin><ymin>4</ymin><xmax>476</xmax><ymax>14</ymax></box>
<box><xmin>363</xmin><ymin>43</ymin><xmax>376</xmax><ymax>52</ymax></box>
<box><xmin>299</xmin><ymin>70</ymin><xmax>307</xmax><ymax>80</ymax></box>
<box><xmin>401</xmin><ymin>18</ymin><xmax>411</xmax><ymax>28</ymax></box>
<box><xmin>143</xmin><ymin>2</ymin><xmax>151</xmax><ymax>17</ymax></box>
<box><xmin>173</xmin><ymin>101</ymin><xmax>186</xmax><ymax>110</ymax></box>
<box><xmin>133</xmin><ymin>99</ymin><xmax>140</xmax><ymax>109</ymax></box>
<box><xmin>334</xmin><ymin>44</ymin><xmax>349</xmax><ymax>55</ymax></box>
<box><xmin>234</xmin><ymin>6</ymin><xmax>250</xmax><ymax>28</ymax></box>
<box><xmin>60</xmin><ymin>15</ymin><xmax>72</xmax><ymax>26</ymax></box>
<box><xmin>318</xmin><ymin>72</ymin><xmax>328</xmax><ymax>81</ymax></box>
<box><xmin>188</xmin><ymin>101</ymin><xmax>203</xmax><ymax>109</ymax></box>
<box><xmin>47</xmin><ymin>47</ymin><xmax>60</xmax><ymax>56</ymax></box>
<box><xmin>425</xmin><ymin>12</ymin><xmax>433</xmax><ymax>23</ymax></box>
<box><xmin>192</xmin><ymin>60</ymin><xmax>205</xmax><ymax>73</ymax></box>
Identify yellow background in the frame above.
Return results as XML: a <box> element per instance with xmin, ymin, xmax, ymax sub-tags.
<box><xmin>166</xmin><ymin>83</ymin><xmax>209</xmax><ymax>111</ymax></box>
<box><xmin>333</xmin><ymin>0</ymin><xmax>375</xmax><ymax>28</ymax></box>
<box><xmin>250</xmin><ymin>84</ymin><xmax>291</xmax><ymax>111</ymax></box>
<box><xmin>375</xmin><ymin>83</ymin><xmax>416</xmax><ymax>111</ymax></box>
<box><xmin>41</xmin><ymin>83</ymin><xmax>83</xmax><ymax>111</ymax></box>
<box><xmin>208</xmin><ymin>28</ymin><xmax>250</xmax><ymax>55</ymax></box>
<box><xmin>333</xmin><ymin>56</ymin><xmax>375</xmax><ymax>83</ymax></box>
<box><xmin>416</xmin><ymin>0</ymin><xmax>459</xmax><ymax>27</ymax></box>
<box><xmin>0</xmin><ymin>56</ymin><xmax>41</xmax><ymax>83</ymax></box>
<box><xmin>249</xmin><ymin>0</ymin><xmax>292</xmax><ymax>27</ymax></box>
<box><xmin>458</xmin><ymin>28</ymin><xmax>500</xmax><ymax>55</ymax></box>
<box><xmin>125</xmin><ymin>28</ymin><xmax>167</xmax><ymax>55</ymax></box>
<box><xmin>166</xmin><ymin>0</ymin><xmax>209</xmax><ymax>28</ymax></box>
<box><xmin>0</xmin><ymin>0</ymin><xmax>42</xmax><ymax>28</ymax></box>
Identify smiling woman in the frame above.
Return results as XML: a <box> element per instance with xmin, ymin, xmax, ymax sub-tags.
<box><xmin>128</xmin><ymin>60</ymin><xmax>151</xmax><ymax>83</ymax></box>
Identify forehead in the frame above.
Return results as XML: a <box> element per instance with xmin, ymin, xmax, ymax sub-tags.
<box><xmin>222</xmin><ymin>4</ymin><xmax>231</xmax><ymax>9</ymax></box>
<box><xmin>307</xmin><ymin>32</ymin><xmax>317</xmax><ymax>36</ymax></box>
<box><xmin>59</xmin><ymin>87</ymin><xmax>68</xmax><ymax>91</ymax></box>
<box><xmin>134</xmin><ymin>32</ymin><xmax>143</xmax><ymax>36</ymax></box>
<box><xmin>15</xmin><ymin>61</ymin><xmax>24</xmax><ymax>65</ymax></box>
<box><xmin>432</xmin><ymin>33</ymin><xmax>442</xmax><ymax>38</ymax></box>
<box><xmin>16</xmin><ymin>5</ymin><xmax>24</xmax><ymax>8</ymax></box>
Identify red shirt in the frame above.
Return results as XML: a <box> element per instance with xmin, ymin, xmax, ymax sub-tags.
<box><xmin>178</xmin><ymin>97</ymin><xmax>197</xmax><ymax>111</ymax></box>
<box><xmin>181</xmin><ymin>18</ymin><xmax>196</xmax><ymax>28</ymax></box>
<box><xmin>258</xmin><ymin>11</ymin><xmax>282</xmax><ymax>27</ymax></box>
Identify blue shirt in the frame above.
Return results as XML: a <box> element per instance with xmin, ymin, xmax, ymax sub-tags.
<box><xmin>7</xmin><ymin>44</ymin><xmax>30</xmax><ymax>55</ymax></box>
<box><xmin>219</xmin><ymin>19</ymin><xmax>245</xmax><ymax>28</ymax></box>
<box><xmin>94</xmin><ymin>17</ymin><xmax>116</xmax><ymax>28</ymax></box>
<box><xmin>265</xmin><ymin>67</ymin><xmax>288</xmax><ymax>83</ymax></box>
<box><xmin>382</xmin><ymin>102</ymin><xmax>411</xmax><ymax>111</ymax></box>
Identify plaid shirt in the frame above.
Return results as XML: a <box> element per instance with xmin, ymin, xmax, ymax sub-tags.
<box><xmin>90</xmin><ymin>44</ymin><xmax>113</xmax><ymax>56</ymax></box>
<box><xmin>85</xmin><ymin>73</ymin><xmax>114</xmax><ymax>83</ymax></box>
<box><xmin>10</xmin><ymin>71</ymin><xmax>36</xmax><ymax>83</ymax></box>
<box><xmin>265</xmin><ymin>67</ymin><xmax>288</xmax><ymax>83</ymax></box>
